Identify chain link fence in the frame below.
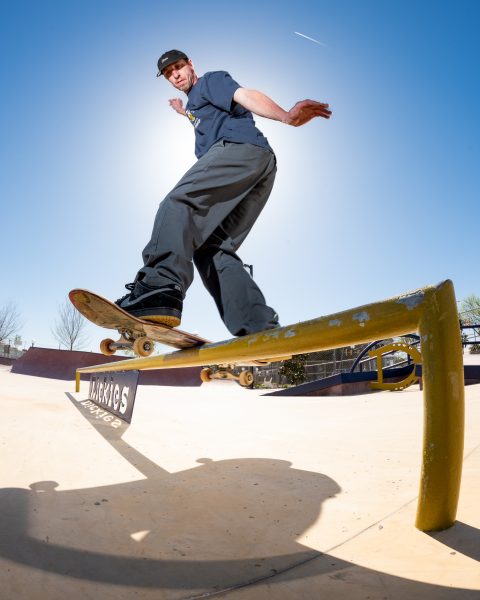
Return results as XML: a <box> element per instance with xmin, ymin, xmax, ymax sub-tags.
<box><xmin>253</xmin><ymin>341</ymin><xmax>415</xmax><ymax>389</ymax></box>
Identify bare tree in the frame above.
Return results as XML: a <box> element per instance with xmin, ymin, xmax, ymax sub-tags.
<box><xmin>0</xmin><ymin>302</ymin><xmax>22</xmax><ymax>343</ymax></box>
<box><xmin>52</xmin><ymin>300</ymin><xmax>88</xmax><ymax>350</ymax></box>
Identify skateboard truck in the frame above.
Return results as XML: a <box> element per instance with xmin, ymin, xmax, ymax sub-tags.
<box><xmin>100</xmin><ymin>332</ymin><xmax>154</xmax><ymax>357</ymax></box>
<box><xmin>200</xmin><ymin>365</ymin><xmax>254</xmax><ymax>388</ymax></box>
<box><xmin>200</xmin><ymin>356</ymin><xmax>291</xmax><ymax>388</ymax></box>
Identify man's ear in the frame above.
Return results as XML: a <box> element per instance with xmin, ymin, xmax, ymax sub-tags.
<box><xmin>188</xmin><ymin>59</ymin><xmax>194</xmax><ymax>69</ymax></box>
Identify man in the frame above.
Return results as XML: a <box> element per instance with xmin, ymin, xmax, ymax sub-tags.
<box><xmin>116</xmin><ymin>49</ymin><xmax>331</xmax><ymax>336</ymax></box>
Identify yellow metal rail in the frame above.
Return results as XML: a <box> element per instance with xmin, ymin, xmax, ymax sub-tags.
<box><xmin>75</xmin><ymin>280</ymin><xmax>464</xmax><ymax>532</ymax></box>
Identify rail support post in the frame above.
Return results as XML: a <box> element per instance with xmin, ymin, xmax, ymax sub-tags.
<box><xmin>416</xmin><ymin>280</ymin><xmax>465</xmax><ymax>530</ymax></box>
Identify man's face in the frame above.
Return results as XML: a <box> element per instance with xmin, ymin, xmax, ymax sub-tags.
<box><xmin>162</xmin><ymin>59</ymin><xmax>197</xmax><ymax>93</ymax></box>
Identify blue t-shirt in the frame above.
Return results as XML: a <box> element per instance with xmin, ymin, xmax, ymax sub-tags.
<box><xmin>185</xmin><ymin>71</ymin><xmax>273</xmax><ymax>159</ymax></box>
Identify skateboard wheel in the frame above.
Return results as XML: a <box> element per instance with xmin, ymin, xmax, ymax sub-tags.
<box><xmin>239</xmin><ymin>370</ymin><xmax>254</xmax><ymax>387</ymax></box>
<box><xmin>100</xmin><ymin>338</ymin><xmax>115</xmax><ymax>356</ymax></box>
<box><xmin>200</xmin><ymin>367</ymin><xmax>213</xmax><ymax>383</ymax></box>
<box><xmin>133</xmin><ymin>337</ymin><xmax>154</xmax><ymax>357</ymax></box>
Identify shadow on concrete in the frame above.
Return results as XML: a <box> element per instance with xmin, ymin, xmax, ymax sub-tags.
<box><xmin>430</xmin><ymin>521</ymin><xmax>480</xmax><ymax>562</ymax></box>
<box><xmin>0</xmin><ymin>392</ymin><xmax>476</xmax><ymax>598</ymax></box>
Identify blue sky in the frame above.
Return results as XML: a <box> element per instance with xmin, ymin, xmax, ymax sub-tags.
<box><xmin>1</xmin><ymin>0</ymin><xmax>479</xmax><ymax>352</ymax></box>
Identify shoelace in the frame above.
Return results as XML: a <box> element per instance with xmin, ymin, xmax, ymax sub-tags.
<box><xmin>115</xmin><ymin>282</ymin><xmax>135</xmax><ymax>304</ymax></box>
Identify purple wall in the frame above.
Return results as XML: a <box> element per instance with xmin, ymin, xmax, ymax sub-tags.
<box><xmin>11</xmin><ymin>347</ymin><xmax>202</xmax><ymax>386</ymax></box>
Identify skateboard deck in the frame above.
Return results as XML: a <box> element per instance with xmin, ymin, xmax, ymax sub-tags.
<box><xmin>69</xmin><ymin>289</ymin><xmax>209</xmax><ymax>354</ymax></box>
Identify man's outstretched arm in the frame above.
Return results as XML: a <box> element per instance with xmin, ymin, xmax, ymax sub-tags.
<box><xmin>233</xmin><ymin>88</ymin><xmax>331</xmax><ymax>126</ymax></box>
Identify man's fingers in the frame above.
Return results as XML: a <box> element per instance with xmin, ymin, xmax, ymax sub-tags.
<box><xmin>285</xmin><ymin>99</ymin><xmax>332</xmax><ymax>126</ymax></box>
<box><xmin>290</xmin><ymin>100</ymin><xmax>332</xmax><ymax>121</ymax></box>
<box><xmin>301</xmin><ymin>105</ymin><xmax>332</xmax><ymax>117</ymax></box>
<box><xmin>294</xmin><ymin>100</ymin><xmax>330</xmax><ymax>110</ymax></box>
<box><xmin>299</xmin><ymin>106</ymin><xmax>331</xmax><ymax>117</ymax></box>
<box><xmin>290</xmin><ymin>111</ymin><xmax>331</xmax><ymax>126</ymax></box>
<box><xmin>298</xmin><ymin>103</ymin><xmax>331</xmax><ymax>114</ymax></box>
<box><xmin>291</xmin><ymin>110</ymin><xmax>331</xmax><ymax>125</ymax></box>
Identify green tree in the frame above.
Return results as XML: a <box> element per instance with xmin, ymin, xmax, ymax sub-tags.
<box><xmin>460</xmin><ymin>293</ymin><xmax>480</xmax><ymax>325</ymax></box>
<box><xmin>279</xmin><ymin>354</ymin><xmax>308</xmax><ymax>386</ymax></box>
<box><xmin>460</xmin><ymin>294</ymin><xmax>480</xmax><ymax>354</ymax></box>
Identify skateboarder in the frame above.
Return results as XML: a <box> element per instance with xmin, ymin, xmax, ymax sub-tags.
<box><xmin>116</xmin><ymin>49</ymin><xmax>332</xmax><ymax>336</ymax></box>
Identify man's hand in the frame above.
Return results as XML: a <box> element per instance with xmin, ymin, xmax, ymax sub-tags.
<box><xmin>169</xmin><ymin>98</ymin><xmax>187</xmax><ymax>116</ymax></box>
<box><xmin>284</xmin><ymin>100</ymin><xmax>331</xmax><ymax>127</ymax></box>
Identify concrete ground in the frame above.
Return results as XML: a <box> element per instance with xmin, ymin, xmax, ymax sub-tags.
<box><xmin>0</xmin><ymin>364</ymin><xmax>479</xmax><ymax>599</ymax></box>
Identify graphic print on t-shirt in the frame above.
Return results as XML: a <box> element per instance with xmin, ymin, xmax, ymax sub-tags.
<box><xmin>186</xmin><ymin>110</ymin><xmax>201</xmax><ymax>128</ymax></box>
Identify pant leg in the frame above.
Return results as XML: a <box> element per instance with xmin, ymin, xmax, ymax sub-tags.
<box><xmin>193</xmin><ymin>155</ymin><xmax>279</xmax><ymax>336</ymax></box>
<box><xmin>137</xmin><ymin>141</ymin><xmax>274</xmax><ymax>293</ymax></box>
<box><xmin>193</xmin><ymin>228</ymin><xmax>279</xmax><ymax>336</ymax></box>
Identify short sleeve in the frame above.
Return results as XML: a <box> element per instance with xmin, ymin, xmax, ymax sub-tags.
<box><xmin>201</xmin><ymin>71</ymin><xmax>241</xmax><ymax>112</ymax></box>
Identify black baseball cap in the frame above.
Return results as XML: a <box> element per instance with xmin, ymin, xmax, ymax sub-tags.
<box><xmin>156</xmin><ymin>49</ymin><xmax>189</xmax><ymax>77</ymax></box>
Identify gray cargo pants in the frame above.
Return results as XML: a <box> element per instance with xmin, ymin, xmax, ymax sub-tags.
<box><xmin>137</xmin><ymin>140</ymin><xmax>279</xmax><ymax>336</ymax></box>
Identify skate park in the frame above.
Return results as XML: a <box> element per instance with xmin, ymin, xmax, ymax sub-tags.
<box><xmin>1</xmin><ymin>281</ymin><xmax>479</xmax><ymax>599</ymax></box>
<box><xmin>2</xmin><ymin>3</ymin><xmax>480</xmax><ymax>598</ymax></box>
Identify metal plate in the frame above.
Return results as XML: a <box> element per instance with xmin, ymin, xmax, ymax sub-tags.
<box><xmin>88</xmin><ymin>370</ymin><xmax>139</xmax><ymax>423</ymax></box>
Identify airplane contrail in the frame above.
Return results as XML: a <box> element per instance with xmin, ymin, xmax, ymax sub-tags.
<box><xmin>294</xmin><ymin>31</ymin><xmax>326</xmax><ymax>46</ymax></box>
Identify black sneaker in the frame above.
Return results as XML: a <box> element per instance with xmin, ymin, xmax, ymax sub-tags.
<box><xmin>115</xmin><ymin>281</ymin><xmax>183</xmax><ymax>327</ymax></box>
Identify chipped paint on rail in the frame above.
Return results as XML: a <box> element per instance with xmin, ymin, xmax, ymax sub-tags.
<box><xmin>396</xmin><ymin>290</ymin><xmax>425</xmax><ymax>310</ymax></box>
<box><xmin>264</xmin><ymin>329</ymin><xmax>281</xmax><ymax>340</ymax></box>
<box><xmin>352</xmin><ymin>311</ymin><xmax>370</xmax><ymax>327</ymax></box>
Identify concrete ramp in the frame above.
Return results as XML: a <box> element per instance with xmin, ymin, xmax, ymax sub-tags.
<box><xmin>11</xmin><ymin>346</ymin><xmax>202</xmax><ymax>386</ymax></box>
<box><xmin>0</xmin><ymin>369</ymin><xmax>478</xmax><ymax>599</ymax></box>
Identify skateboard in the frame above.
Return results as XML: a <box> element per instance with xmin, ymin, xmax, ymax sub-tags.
<box><xmin>69</xmin><ymin>289</ymin><xmax>208</xmax><ymax>356</ymax></box>
<box><xmin>69</xmin><ymin>289</ymin><xmax>285</xmax><ymax>387</ymax></box>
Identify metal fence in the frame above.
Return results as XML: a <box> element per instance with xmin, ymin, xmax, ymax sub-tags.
<box><xmin>253</xmin><ymin>347</ymin><xmax>403</xmax><ymax>388</ymax></box>
<box><xmin>458</xmin><ymin>312</ymin><xmax>480</xmax><ymax>352</ymax></box>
